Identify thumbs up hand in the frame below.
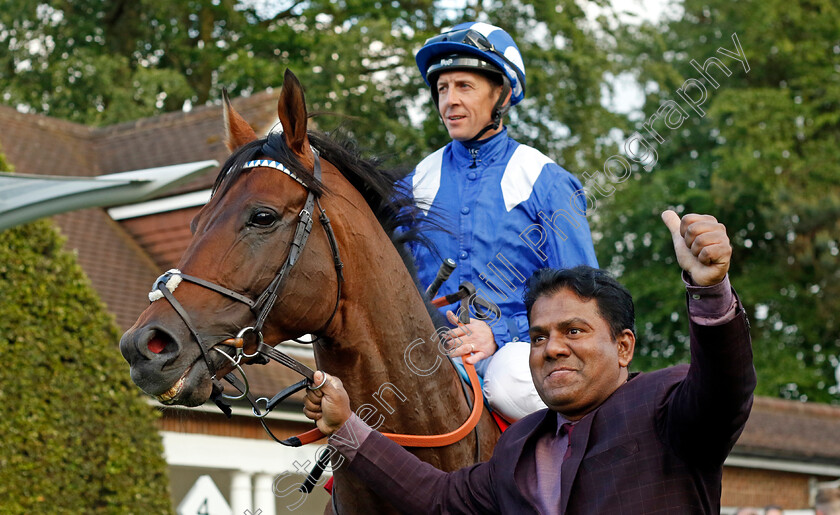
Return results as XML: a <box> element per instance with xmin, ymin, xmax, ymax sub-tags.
<box><xmin>661</xmin><ymin>210</ymin><xmax>732</xmax><ymax>286</ymax></box>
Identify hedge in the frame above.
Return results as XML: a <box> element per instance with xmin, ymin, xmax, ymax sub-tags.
<box><xmin>0</xmin><ymin>157</ymin><xmax>173</xmax><ymax>513</ymax></box>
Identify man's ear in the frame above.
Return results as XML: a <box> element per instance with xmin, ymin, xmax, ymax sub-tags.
<box><xmin>616</xmin><ymin>329</ymin><xmax>636</xmax><ymax>368</ymax></box>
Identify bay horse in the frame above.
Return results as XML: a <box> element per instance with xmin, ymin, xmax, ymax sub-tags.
<box><xmin>119</xmin><ymin>69</ymin><xmax>500</xmax><ymax>514</ymax></box>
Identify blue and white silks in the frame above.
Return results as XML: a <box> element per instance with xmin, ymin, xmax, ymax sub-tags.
<box><xmin>402</xmin><ymin>129</ymin><xmax>599</xmax><ymax>368</ymax></box>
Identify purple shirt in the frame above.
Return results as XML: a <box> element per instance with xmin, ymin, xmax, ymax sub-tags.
<box><xmin>330</xmin><ymin>275</ymin><xmax>739</xmax><ymax>512</ymax></box>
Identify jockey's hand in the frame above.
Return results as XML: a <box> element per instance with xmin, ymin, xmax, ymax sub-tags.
<box><xmin>303</xmin><ymin>371</ymin><xmax>352</xmax><ymax>436</ymax></box>
<box><xmin>443</xmin><ymin>310</ymin><xmax>498</xmax><ymax>365</ymax></box>
<box><xmin>662</xmin><ymin>210</ymin><xmax>732</xmax><ymax>286</ymax></box>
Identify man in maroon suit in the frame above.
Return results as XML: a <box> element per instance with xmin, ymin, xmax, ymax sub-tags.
<box><xmin>304</xmin><ymin>210</ymin><xmax>755</xmax><ymax>514</ymax></box>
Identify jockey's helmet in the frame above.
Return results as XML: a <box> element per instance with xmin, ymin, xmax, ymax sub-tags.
<box><xmin>416</xmin><ymin>22</ymin><xmax>526</xmax><ymax>106</ymax></box>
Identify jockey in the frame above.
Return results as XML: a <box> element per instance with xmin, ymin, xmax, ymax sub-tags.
<box><xmin>405</xmin><ymin>22</ymin><xmax>599</xmax><ymax>422</ymax></box>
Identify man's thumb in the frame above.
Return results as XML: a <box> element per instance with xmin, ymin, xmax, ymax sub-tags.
<box><xmin>312</xmin><ymin>371</ymin><xmax>329</xmax><ymax>391</ymax></box>
<box><xmin>661</xmin><ymin>210</ymin><xmax>683</xmax><ymax>242</ymax></box>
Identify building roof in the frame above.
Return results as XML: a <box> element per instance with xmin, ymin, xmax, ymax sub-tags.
<box><xmin>735</xmin><ymin>396</ymin><xmax>840</xmax><ymax>464</ymax></box>
<box><xmin>0</xmin><ymin>161</ymin><xmax>217</xmax><ymax>232</ymax></box>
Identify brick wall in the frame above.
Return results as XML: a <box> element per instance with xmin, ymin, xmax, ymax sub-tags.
<box><xmin>722</xmin><ymin>466</ymin><xmax>835</xmax><ymax>510</ymax></box>
<box><xmin>158</xmin><ymin>408</ymin><xmax>314</xmax><ymax>441</ymax></box>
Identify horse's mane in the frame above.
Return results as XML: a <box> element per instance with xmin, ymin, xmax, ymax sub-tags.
<box><xmin>212</xmin><ymin>130</ymin><xmax>446</xmax><ymax>325</ymax></box>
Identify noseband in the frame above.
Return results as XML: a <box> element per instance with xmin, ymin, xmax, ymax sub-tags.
<box><xmin>148</xmin><ymin>148</ymin><xmax>344</xmax><ymax>421</ymax></box>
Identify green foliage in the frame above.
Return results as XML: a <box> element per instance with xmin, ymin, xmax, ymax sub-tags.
<box><xmin>0</xmin><ymin>141</ymin><xmax>12</xmax><ymax>172</ymax></box>
<box><xmin>0</xmin><ymin>0</ymin><xmax>438</xmax><ymax>163</ymax></box>
<box><xmin>0</xmin><ymin>218</ymin><xmax>172</xmax><ymax>514</ymax></box>
<box><xmin>0</xmin><ymin>0</ymin><xmax>626</xmax><ymax>170</ymax></box>
<box><xmin>601</xmin><ymin>0</ymin><xmax>840</xmax><ymax>402</ymax></box>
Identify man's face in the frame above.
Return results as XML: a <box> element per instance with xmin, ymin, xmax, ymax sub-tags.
<box><xmin>436</xmin><ymin>70</ymin><xmax>503</xmax><ymax>141</ymax></box>
<box><xmin>528</xmin><ymin>288</ymin><xmax>635</xmax><ymax>420</ymax></box>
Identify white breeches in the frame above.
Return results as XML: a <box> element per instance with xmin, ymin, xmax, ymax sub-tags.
<box><xmin>481</xmin><ymin>340</ymin><xmax>548</xmax><ymax>422</ymax></box>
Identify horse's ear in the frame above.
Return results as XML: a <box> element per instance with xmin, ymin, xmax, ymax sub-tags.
<box><xmin>277</xmin><ymin>69</ymin><xmax>314</xmax><ymax>166</ymax></box>
<box><xmin>223</xmin><ymin>88</ymin><xmax>258</xmax><ymax>152</ymax></box>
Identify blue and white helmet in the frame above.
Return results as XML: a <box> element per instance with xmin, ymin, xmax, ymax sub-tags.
<box><xmin>416</xmin><ymin>22</ymin><xmax>526</xmax><ymax>106</ymax></box>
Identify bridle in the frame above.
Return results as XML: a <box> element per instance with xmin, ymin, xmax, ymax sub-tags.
<box><xmin>147</xmin><ymin>145</ymin><xmax>488</xmax><ymax>482</ymax></box>
<box><xmin>148</xmin><ymin>148</ymin><xmax>345</xmax><ymax>438</ymax></box>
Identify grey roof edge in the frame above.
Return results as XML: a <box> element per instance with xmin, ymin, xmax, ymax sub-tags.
<box><xmin>0</xmin><ymin>160</ymin><xmax>217</xmax><ymax>232</ymax></box>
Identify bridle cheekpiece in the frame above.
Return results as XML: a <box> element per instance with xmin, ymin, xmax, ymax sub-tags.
<box><xmin>147</xmin><ymin>148</ymin><xmax>344</xmax><ymax>443</ymax></box>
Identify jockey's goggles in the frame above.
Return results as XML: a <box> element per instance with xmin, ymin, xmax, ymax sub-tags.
<box><xmin>422</xmin><ymin>28</ymin><xmax>525</xmax><ymax>88</ymax></box>
<box><xmin>424</xmin><ymin>28</ymin><xmax>497</xmax><ymax>53</ymax></box>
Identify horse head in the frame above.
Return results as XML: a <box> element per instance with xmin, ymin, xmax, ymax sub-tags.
<box><xmin>120</xmin><ymin>70</ymin><xmax>344</xmax><ymax>407</ymax></box>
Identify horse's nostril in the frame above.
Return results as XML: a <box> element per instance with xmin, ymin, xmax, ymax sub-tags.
<box><xmin>147</xmin><ymin>332</ymin><xmax>173</xmax><ymax>354</ymax></box>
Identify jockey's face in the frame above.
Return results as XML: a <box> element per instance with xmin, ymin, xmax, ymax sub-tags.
<box><xmin>528</xmin><ymin>288</ymin><xmax>635</xmax><ymax>421</ymax></box>
<box><xmin>436</xmin><ymin>70</ymin><xmax>504</xmax><ymax>141</ymax></box>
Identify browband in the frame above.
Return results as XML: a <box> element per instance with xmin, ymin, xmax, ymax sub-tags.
<box><xmin>242</xmin><ymin>159</ymin><xmax>307</xmax><ymax>188</ymax></box>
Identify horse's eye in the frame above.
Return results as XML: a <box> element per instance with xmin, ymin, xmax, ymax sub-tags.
<box><xmin>249</xmin><ymin>209</ymin><xmax>277</xmax><ymax>227</ymax></box>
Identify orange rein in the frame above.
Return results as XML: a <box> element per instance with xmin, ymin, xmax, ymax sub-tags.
<box><xmin>381</xmin><ymin>356</ymin><xmax>483</xmax><ymax>447</ymax></box>
<box><xmin>295</xmin><ymin>355</ymin><xmax>485</xmax><ymax>448</ymax></box>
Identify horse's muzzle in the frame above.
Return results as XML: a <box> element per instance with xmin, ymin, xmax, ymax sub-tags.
<box><xmin>120</xmin><ymin>326</ymin><xmax>193</xmax><ymax>396</ymax></box>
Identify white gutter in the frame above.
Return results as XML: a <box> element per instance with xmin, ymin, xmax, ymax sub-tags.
<box><xmin>159</xmin><ymin>430</ymin><xmax>327</xmax><ymax>475</ymax></box>
<box><xmin>726</xmin><ymin>455</ymin><xmax>840</xmax><ymax>477</ymax></box>
<box><xmin>108</xmin><ymin>189</ymin><xmax>212</xmax><ymax>219</ymax></box>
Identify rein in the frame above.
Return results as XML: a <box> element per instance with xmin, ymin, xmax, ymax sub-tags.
<box><xmin>380</xmin><ymin>358</ymin><xmax>484</xmax><ymax>447</ymax></box>
<box><xmin>147</xmin><ymin>149</ymin><xmax>486</xmax><ymax>452</ymax></box>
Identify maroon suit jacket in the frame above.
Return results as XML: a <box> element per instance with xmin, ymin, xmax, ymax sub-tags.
<box><xmin>342</xmin><ymin>301</ymin><xmax>754</xmax><ymax>514</ymax></box>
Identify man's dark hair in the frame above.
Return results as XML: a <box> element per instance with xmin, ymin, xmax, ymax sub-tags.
<box><xmin>524</xmin><ymin>265</ymin><xmax>635</xmax><ymax>339</ymax></box>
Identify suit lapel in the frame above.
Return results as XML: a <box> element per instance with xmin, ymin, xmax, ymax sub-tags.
<box><xmin>511</xmin><ymin>410</ymin><xmax>555</xmax><ymax>510</ymax></box>
<box><xmin>560</xmin><ymin>413</ymin><xmax>594</xmax><ymax>515</ymax></box>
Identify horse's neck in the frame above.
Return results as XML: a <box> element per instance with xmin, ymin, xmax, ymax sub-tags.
<box><xmin>310</xmin><ymin>173</ymin><xmax>497</xmax><ymax>514</ymax></box>
<box><xmin>316</xmin><ymin>208</ymin><xmax>464</xmax><ymax>435</ymax></box>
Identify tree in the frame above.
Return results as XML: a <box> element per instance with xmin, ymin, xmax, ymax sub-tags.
<box><xmin>0</xmin><ymin>0</ymin><xmax>438</xmax><ymax>163</ymax></box>
<box><xmin>0</xmin><ymin>0</ymin><xmax>627</xmax><ymax>170</ymax></box>
<box><xmin>0</xmin><ymin>1</ymin><xmax>193</xmax><ymax>124</ymax></box>
<box><xmin>0</xmin><ymin>149</ymin><xmax>172</xmax><ymax>512</ymax></box>
<box><xmin>599</xmin><ymin>0</ymin><xmax>840</xmax><ymax>402</ymax></box>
